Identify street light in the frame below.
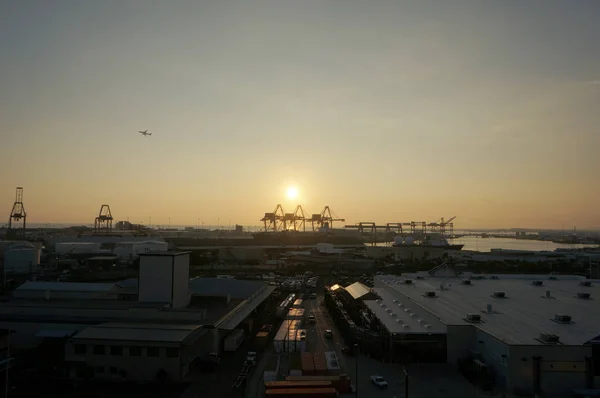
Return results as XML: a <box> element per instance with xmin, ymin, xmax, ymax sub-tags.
<box><xmin>354</xmin><ymin>343</ymin><xmax>359</xmax><ymax>397</ymax></box>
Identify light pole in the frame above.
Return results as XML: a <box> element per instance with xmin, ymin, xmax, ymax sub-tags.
<box><xmin>354</xmin><ymin>343</ymin><xmax>359</xmax><ymax>397</ymax></box>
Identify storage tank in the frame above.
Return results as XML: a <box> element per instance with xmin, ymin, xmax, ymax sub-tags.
<box><xmin>393</xmin><ymin>236</ymin><xmax>404</xmax><ymax>245</ymax></box>
<box><xmin>404</xmin><ymin>236</ymin><xmax>415</xmax><ymax>245</ymax></box>
<box><xmin>4</xmin><ymin>247</ymin><xmax>41</xmax><ymax>275</ymax></box>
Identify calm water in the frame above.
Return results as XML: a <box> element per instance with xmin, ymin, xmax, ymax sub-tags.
<box><xmin>448</xmin><ymin>236</ymin><xmax>597</xmax><ymax>252</ymax></box>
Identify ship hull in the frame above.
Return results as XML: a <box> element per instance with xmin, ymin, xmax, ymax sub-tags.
<box><xmin>393</xmin><ymin>243</ymin><xmax>464</xmax><ymax>251</ymax></box>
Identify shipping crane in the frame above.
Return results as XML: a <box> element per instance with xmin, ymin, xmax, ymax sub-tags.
<box><xmin>282</xmin><ymin>205</ymin><xmax>307</xmax><ymax>231</ymax></box>
<box><xmin>94</xmin><ymin>205</ymin><xmax>113</xmax><ymax>233</ymax></box>
<box><xmin>7</xmin><ymin>187</ymin><xmax>27</xmax><ymax>237</ymax></box>
<box><xmin>310</xmin><ymin>206</ymin><xmax>345</xmax><ymax>231</ymax></box>
<box><xmin>440</xmin><ymin>216</ymin><xmax>457</xmax><ymax>237</ymax></box>
<box><xmin>261</xmin><ymin>204</ymin><xmax>285</xmax><ymax>232</ymax></box>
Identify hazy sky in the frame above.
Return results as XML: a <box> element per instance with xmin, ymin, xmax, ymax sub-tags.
<box><xmin>1</xmin><ymin>0</ymin><xmax>599</xmax><ymax>229</ymax></box>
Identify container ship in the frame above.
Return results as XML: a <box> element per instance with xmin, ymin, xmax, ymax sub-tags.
<box><xmin>392</xmin><ymin>234</ymin><xmax>464</xmax><ymax>251</ymax></box>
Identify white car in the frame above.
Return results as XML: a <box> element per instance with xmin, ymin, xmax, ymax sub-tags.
<box><xmin>370</xmin><ymin>375</ymin><xmax>388</xmax><ymax>389</ymax></box>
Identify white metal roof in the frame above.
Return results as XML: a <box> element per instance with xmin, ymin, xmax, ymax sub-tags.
<box><xmin>375</xmin><ymin>275</ymin><xmax>600</xmax><ymax>345</ymax></box>
<box><xmin>72</xmin><ymin>323</ymin><xmax>203</xmax><ymax>344</ymax></box>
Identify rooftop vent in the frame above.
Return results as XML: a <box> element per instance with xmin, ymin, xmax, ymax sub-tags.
<box><xmin>403</xmin><ymin>324</ymin><xmax>410</xmax><ymax>329</ymax></box>
<box><xmin>424</xmin><ymin>291</ymin><xmax>437</xmax><ymax>298</ymax></box>
<box><xmin>466</xmin><ymin>313</ymin><xmax>482</xmax><ymax>323</ymax></box>
<box><xmin>461</xmin><ymin>280</ymin><xmax>472</xmax><ymax>285</ymax></box>
<box><xmin>549</xmin><ymin>276</ymin><xmax>557</xmax><ymax>280</ymax></box>
<box><xmin>404</xmin><ymin>279</ymin><xmax>413</xmax><ymax>285</ymax></box>
<box><xmin>424</xmin><ymin>324</ymin><xmax>431</xmax><ymax>329</ymax></box>
<box><xmin>416</xmin><ymin>276</ymin><xmax>425</xmax><ymax>280</ymax></box>
<box><xmin>396</xmin><ymin>319</ymin><xmax>403</xmax><ymax>324</ymax></box>
<box><xmin>471</xmin><ymin>275</ymin><xmax>484</xmax><ymax>280</ymax></box>
<box><xmin>580</xmin><ymin>281</ymin><xmax>592</xmax><ymax>287</ymax></box>
<box><xmin>554</xmin><ymin>314</ymin><xmax>572</xmax><ymax>324</ymax></box>
<box><xmin>531</xmin><ymin>280</ymin><xmax>544</xmax><ymax>286</ymax></box>
<box><xmin>490</xmin><ymin>275</ymin><xmax>499</xmax><ymax>279</ymax></box>
<box><xmin>539</xmin><ymin>333</ymin><xmax>560</xmax><ymax>344</ymax></box>
<box><xmin>577</xmin><ymin>292</ymin><xmax>591</xmax><ymax>300</ymax></box>
<box><xmin>492</xmin><ymin>291</ymin><xmax>506</xmax><ymax>298</ymax></box>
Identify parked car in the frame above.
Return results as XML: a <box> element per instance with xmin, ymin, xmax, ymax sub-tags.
<box><xmin>370</xmin><ymin>375</ymin><xmax>388</xmax><ymax>389</ymax></box>
<box><xmin>308</xmin><ymin>315</ymin><xmax>316</xmax><ymax>324</ymax></box>
<box><xmin>324</xmin><ymin>330</ymin><xmax>333</xmax><ymax>339</ymax></box>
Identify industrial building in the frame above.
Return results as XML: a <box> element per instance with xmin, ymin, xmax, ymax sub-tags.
<box><xmin>0</xmin><ymin>251</ymin><xmax>275</xmax><ymax>383</ymax></box>
<box><xmin>370</xmin><ymin>272</ymin><xmax>600</xmax><ymax>397</ymax></box>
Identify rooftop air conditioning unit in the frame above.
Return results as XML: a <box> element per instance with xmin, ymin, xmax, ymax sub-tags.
<box><xmin>493</xmin><ymin>291</ymin><xmax>506</xmax><ymax>298</ymax></box>
<box><xmin>580</xmin><ymin>281</ymin><xmax>592</xmax><ymax>287</ymax></box>
<box><xmin>405</xmin><ymin>279</ymin><xmax>413</xmax><ymax>285</ymax></box>
<box><xmin>490</xmin><ymin>276</ymin><xmax>499</xmax><ymax>280</ymax></box>
<box><xmin>540</xmin><ymin>333</ymin><xmax>560</xmax><ymax>343</ymax></box>
<box><xmin>461</xmin><ymin>280</ymin><xmax>472</xmax><ymax>285</ymax></box>
<box><xmin>416</xmin><ymin>276</ymin><xmax>425</xmax><ymax>280</ymax></box>
<box><xmin>466</xmin><ymin>313</ymin><xmax>481</xmax><ymax>323</ymax></box>
<box><xmin>577</xmin><ymin>292</ymin><xmax>591</xmax><ymax>300</ymax></box>
<box><xmin>531</xmin><ymin>280</ymin><xmax>544</xmax><ymax>286</ymax></box>
<box><xmin>549</xmin><ymin>276</ymin><xmax>557</xmax><ymax>280</ymax></box>
<box><xmin>424</xmin><ymin>291</ymin><xmax>436</xmax><ymax>298</ymax></box>
<box><xmin>554</xmin><ymin>314</ymin><xmax>572</xmax><ymax>324</ymax></box>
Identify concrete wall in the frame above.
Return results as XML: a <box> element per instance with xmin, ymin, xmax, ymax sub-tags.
<box><xmin>474</xmin><ymin>329</ymin><xmax>511</xmax><ymax>390</ymax></box>
<box><xmin>172</xmin><ymin>253</ymin><xmax>190</xmax><ymax>309</ymax></box>
<box><xmin>139</xmin><ymin>255</ymin><xmax>173</xmax><ymax>303</ymax></box>
<box><xmin>508</xmin><ymin>344</ymin><xmax>591</xmax><ymax>397</ymax></box>
<box><xmin>65</xmin><ymin>340</ymin><xmax>187</xmax><ymax>382</ymax></box>
<box><xmin>446</xmin><ymin>325</ymin><xmax>476</xmax><ymax>365</ymax></box>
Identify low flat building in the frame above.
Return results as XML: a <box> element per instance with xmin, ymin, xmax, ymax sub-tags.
<box><xmin>371</xmin><ymin>274</ymin><xmax>600</xmax><ymax>397</ymax></box>
<box><xmin>0</xmin><ymin>251</ymin><xmax>275</xmax><ymax>383</ymax></box>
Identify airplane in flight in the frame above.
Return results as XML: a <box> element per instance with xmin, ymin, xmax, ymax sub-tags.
<box><xmin>138</xmin><ymin>130</ymin><xmax>152</xmax><ymax>137</ymax></box>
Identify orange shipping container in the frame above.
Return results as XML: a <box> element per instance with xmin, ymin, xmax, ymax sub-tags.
<box><xmin>265</xmin><ymin>387</ymin><xmax>337</xmax><ymax>398</ymax></box>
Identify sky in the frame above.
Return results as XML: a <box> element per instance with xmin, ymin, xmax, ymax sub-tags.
<box><xmin>1</xmin><ymin>0</ymin><xmax>599</xmax><ymax>229</ymax></box>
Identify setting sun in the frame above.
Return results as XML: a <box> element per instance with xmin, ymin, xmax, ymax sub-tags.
<box><xmin>286</xmin><ymin>186</ymin><xmax>299</xmax><ymax>200</ymax></box>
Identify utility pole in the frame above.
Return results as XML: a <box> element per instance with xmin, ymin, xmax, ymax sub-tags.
<box><xmin>354</xmin><ymin>343</ymin><xmax>359</xmax><ymax>397</ymax></box>
<box><xmin>403</xmin><ymin>366</ymin><xmax>409</xmax><ymax>398</ymax></box>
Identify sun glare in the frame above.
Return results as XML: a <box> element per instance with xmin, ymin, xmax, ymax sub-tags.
<box><xmin>286</xmin><ymin>186</ymin><xmax>299</xmax><ymax>200</ymax></box>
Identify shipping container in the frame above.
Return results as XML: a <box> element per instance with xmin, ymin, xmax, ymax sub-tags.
<box><xmin>324</xmin><ymin>351</ymin><xmax>341</xmax><ymax>374</ymax></box>
<box><xmin>265</xmin><ymin>381</ymin><xmax>333</xmax><ymax>389</ymax></box>
<box><xmin>312</xmin><ymin>353</ymin><xmax>328</xmax><ymax>375</ymax></box>
<box><xmin>224</xmin><ymin>328</ymin><xmax>245</xmax><ymax>352</ymax></box>
<box><xmin>285</xmin><ymin>375</ymin><xmax>351</xmax><ymax>394</ymax></box>
<box><xmin>286</xmin><ymin>308</ymin><xmax>305</xmax><ymax>319</ymax></box>
<box><xmin>292</xmin><ymin>299</ymin><xmax>303</xmax><ymax>308</ymax></box>
<box><xmin>301</xmin><ymin>353</ymin><xmax>315</xmax><ymax>375</ymax></box>
<box><xmin>255</xmin><ymin>331</ymin><xmax>270</xmax><ymax>351</ymax></box>
<box><xmin>265</xmin><ymin>387</ymin><xmax>338</xmax><ymax>398</ymax></box>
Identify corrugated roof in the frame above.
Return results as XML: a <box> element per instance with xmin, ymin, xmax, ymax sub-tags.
<box><xmin>344</xmin><ymin>281</ymin><xmax>371</xmax><ymax>300</ymax></box>
<box><xmin>36</xmin><ymin>329</ymin><xmax>77</xmax><ymax>338</ymax></box>
<box><xmin>190</xmin><ymin>278</ymin><xmax>267</xmax><ymax>300</ymax></box>
<box><xmin>72</xmin><ymin>323</ymin><xmax>203</xmax><ymax>343</ymax></box>
<box><xmin>16</xmin><ymin>281</ymin><xmax>116</xmax><ymax>293</ymax></box>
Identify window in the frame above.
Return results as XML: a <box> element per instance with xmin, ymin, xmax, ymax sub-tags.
<box><xmin>146</xmin><ymin>347</ymin><xmax>160</xmax><ymax>357</ymax></box>
<box><xmin>110</xmin><ymin>346</ymin><xmax>123</xmax><ymax>356</ymax></box>
<box><xmin>74</xmin><ymin>344</ymin><xmax>86</xmax><ymax>355</ymax></box>
<box><xmin>129</xmin><ymin>346</ymin><xmax>142</xmax><ymax>356</ymax></box>
<box><xmin>93</xmin><ymin>345</ymin><xmax>105</xmax><ymax>355</ymax></box>
<box><xmin>166</xmin><ymin>348</ymin><xmax>179</xmax><ymax>358</ymax></box>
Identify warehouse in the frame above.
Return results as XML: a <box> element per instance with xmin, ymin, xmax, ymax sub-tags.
<box><xmin>372</xmin><ymin>274</ymin><xmax>600</xmax><ymax>397</ymax></box>
<box><xmin>0</xmin><ymin>251</ymin><xmax>275</xmax><ymax>383</ymax></box>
